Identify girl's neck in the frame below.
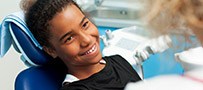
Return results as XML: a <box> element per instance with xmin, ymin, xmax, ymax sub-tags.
<box><xmin>68</xmin><ymin>59</ymin><xmax>106</xmax><ymax>80</ymax></box>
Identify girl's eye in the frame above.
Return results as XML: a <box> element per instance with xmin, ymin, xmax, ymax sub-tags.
<box><xmin>82</xmin><ymin>21</ymin><xmax>89</xmax><ymax>29</ymax></box>
<box><xmin>64</xmin><ymin>36</ymin><xmax>73</xmax><ymax>43</ymax></box>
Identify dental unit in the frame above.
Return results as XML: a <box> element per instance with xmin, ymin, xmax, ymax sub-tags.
<box><xmin>101</xmin><ymin>26</ymin><xmax>172</xmax><ymax>79</ymax></box>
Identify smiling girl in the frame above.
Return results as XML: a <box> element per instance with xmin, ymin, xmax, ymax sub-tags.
<box><xmin>20</xmin><ymin>0</ymin><xmax>141</xmax><ymax>89</ymax></box>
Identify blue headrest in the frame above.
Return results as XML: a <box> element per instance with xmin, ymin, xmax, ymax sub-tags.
<box><xmin>10</xmin><ymin>22</ymin><xmax>53</xmax><ymax>66</ymax></box>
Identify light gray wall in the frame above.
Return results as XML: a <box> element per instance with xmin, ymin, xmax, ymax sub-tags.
<box><xmin>0</xmin><ymin>0</ymin><xmax>21</xmax><ymax>21</ymax></box>
<box><xmin>0</xmin><ymin>0</ymin><xmax>27</xmax><ymax>90</ymax></box>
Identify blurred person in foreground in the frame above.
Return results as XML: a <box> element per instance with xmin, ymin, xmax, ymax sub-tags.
<box><xmin>125</xmin><ymin>0</ymin><xmax>203</xmax><ymax>90</ymax></box>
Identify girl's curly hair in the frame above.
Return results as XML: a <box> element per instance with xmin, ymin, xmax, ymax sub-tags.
<box><xmin>20</xmin><ymin>0</ymin><xmax>81</xmax><ymax>47</ymax></box>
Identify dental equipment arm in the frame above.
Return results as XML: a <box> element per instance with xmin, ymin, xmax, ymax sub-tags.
<box><xmin>101</xmin><ymin>26</ymin><xmax>172</xmax><ymax>79</ymax></box>
<box><xmin>134</xmin><ymin>35</ymin><xmax>172</xmax><ymax>65</ymax></box>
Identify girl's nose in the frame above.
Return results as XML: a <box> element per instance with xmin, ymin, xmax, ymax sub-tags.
<box><xmin>79</xmin><ymin>32</ymin><xmax>91</xmax><ymax>47</ymax></box>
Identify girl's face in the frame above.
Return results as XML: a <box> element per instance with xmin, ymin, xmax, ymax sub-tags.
<box><xmin>45</xmin><ymin>4</ymin><xmax>102</xmax><ymax>68</ymax></box>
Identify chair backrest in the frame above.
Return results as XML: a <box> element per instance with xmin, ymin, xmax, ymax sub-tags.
<box><xmin>10</xmin><ymin>22</ymin><xmax>53</xmax><ymax>66</ymax></box>
<box><xmin>10</xmin><ymin>22</ymin><xmax>66</xmax><ymax>90</ymax></box>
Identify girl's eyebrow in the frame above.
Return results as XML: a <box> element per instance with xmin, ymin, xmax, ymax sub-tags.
<box><xmin>79</xmin><ymin>16</ymin><xmax>87</xmax><ymax>26</ymax></box>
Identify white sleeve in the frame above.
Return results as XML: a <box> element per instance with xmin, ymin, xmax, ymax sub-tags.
<box><xmin>124</xmin><ymin>75</ymin><xmax>203</xmax><ymax>90</ymax></box>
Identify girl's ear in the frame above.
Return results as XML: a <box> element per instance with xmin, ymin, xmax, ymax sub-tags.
<box><xmin>43</xmin><ymin>46</ymin><xmax>58</xmax><ymax>58</ymax></box>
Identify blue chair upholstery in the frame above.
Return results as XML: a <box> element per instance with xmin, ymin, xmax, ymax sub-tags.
<box><xmin>10</xmin><ymin>23</ymin><xmax>66</xmax><ymax>90</ymax></box>
<box><xmin>15</xmin><ymin>65</ymin><xmax>66</xmax><ymax>90</ymax></box>
<box><xmin>10</xmin><ymin>22</ymin><xmax>53</xmax><ymax>66</ymax></box>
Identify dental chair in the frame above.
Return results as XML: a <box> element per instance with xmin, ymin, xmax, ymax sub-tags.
<box><xmin>9</xmin><ymin>22</ymin><xmax>67</xmax><ymax>90</ymax></box>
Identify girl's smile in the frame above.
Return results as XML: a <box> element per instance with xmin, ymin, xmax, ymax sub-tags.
<box><xmin>81</xmin><ymin>44</ymin><xmax>98</xmax><ymax>56</ymax></box>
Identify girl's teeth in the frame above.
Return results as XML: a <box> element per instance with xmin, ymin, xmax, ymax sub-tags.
<box><xmin>84</xmin><ymin>45</ymin><xmax>96</xmax><ymax>55</ymax></box>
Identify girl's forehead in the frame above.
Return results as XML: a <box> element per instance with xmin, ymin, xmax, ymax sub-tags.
<box><xmin>49</xmin><ymin>5</ymin><xmax>85</xmax><ymax>37</ymax></box>
<box><xmin>50</xmin><ymin>5</ymin><xmax>83</xmax><ymax>27</ymax></box>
